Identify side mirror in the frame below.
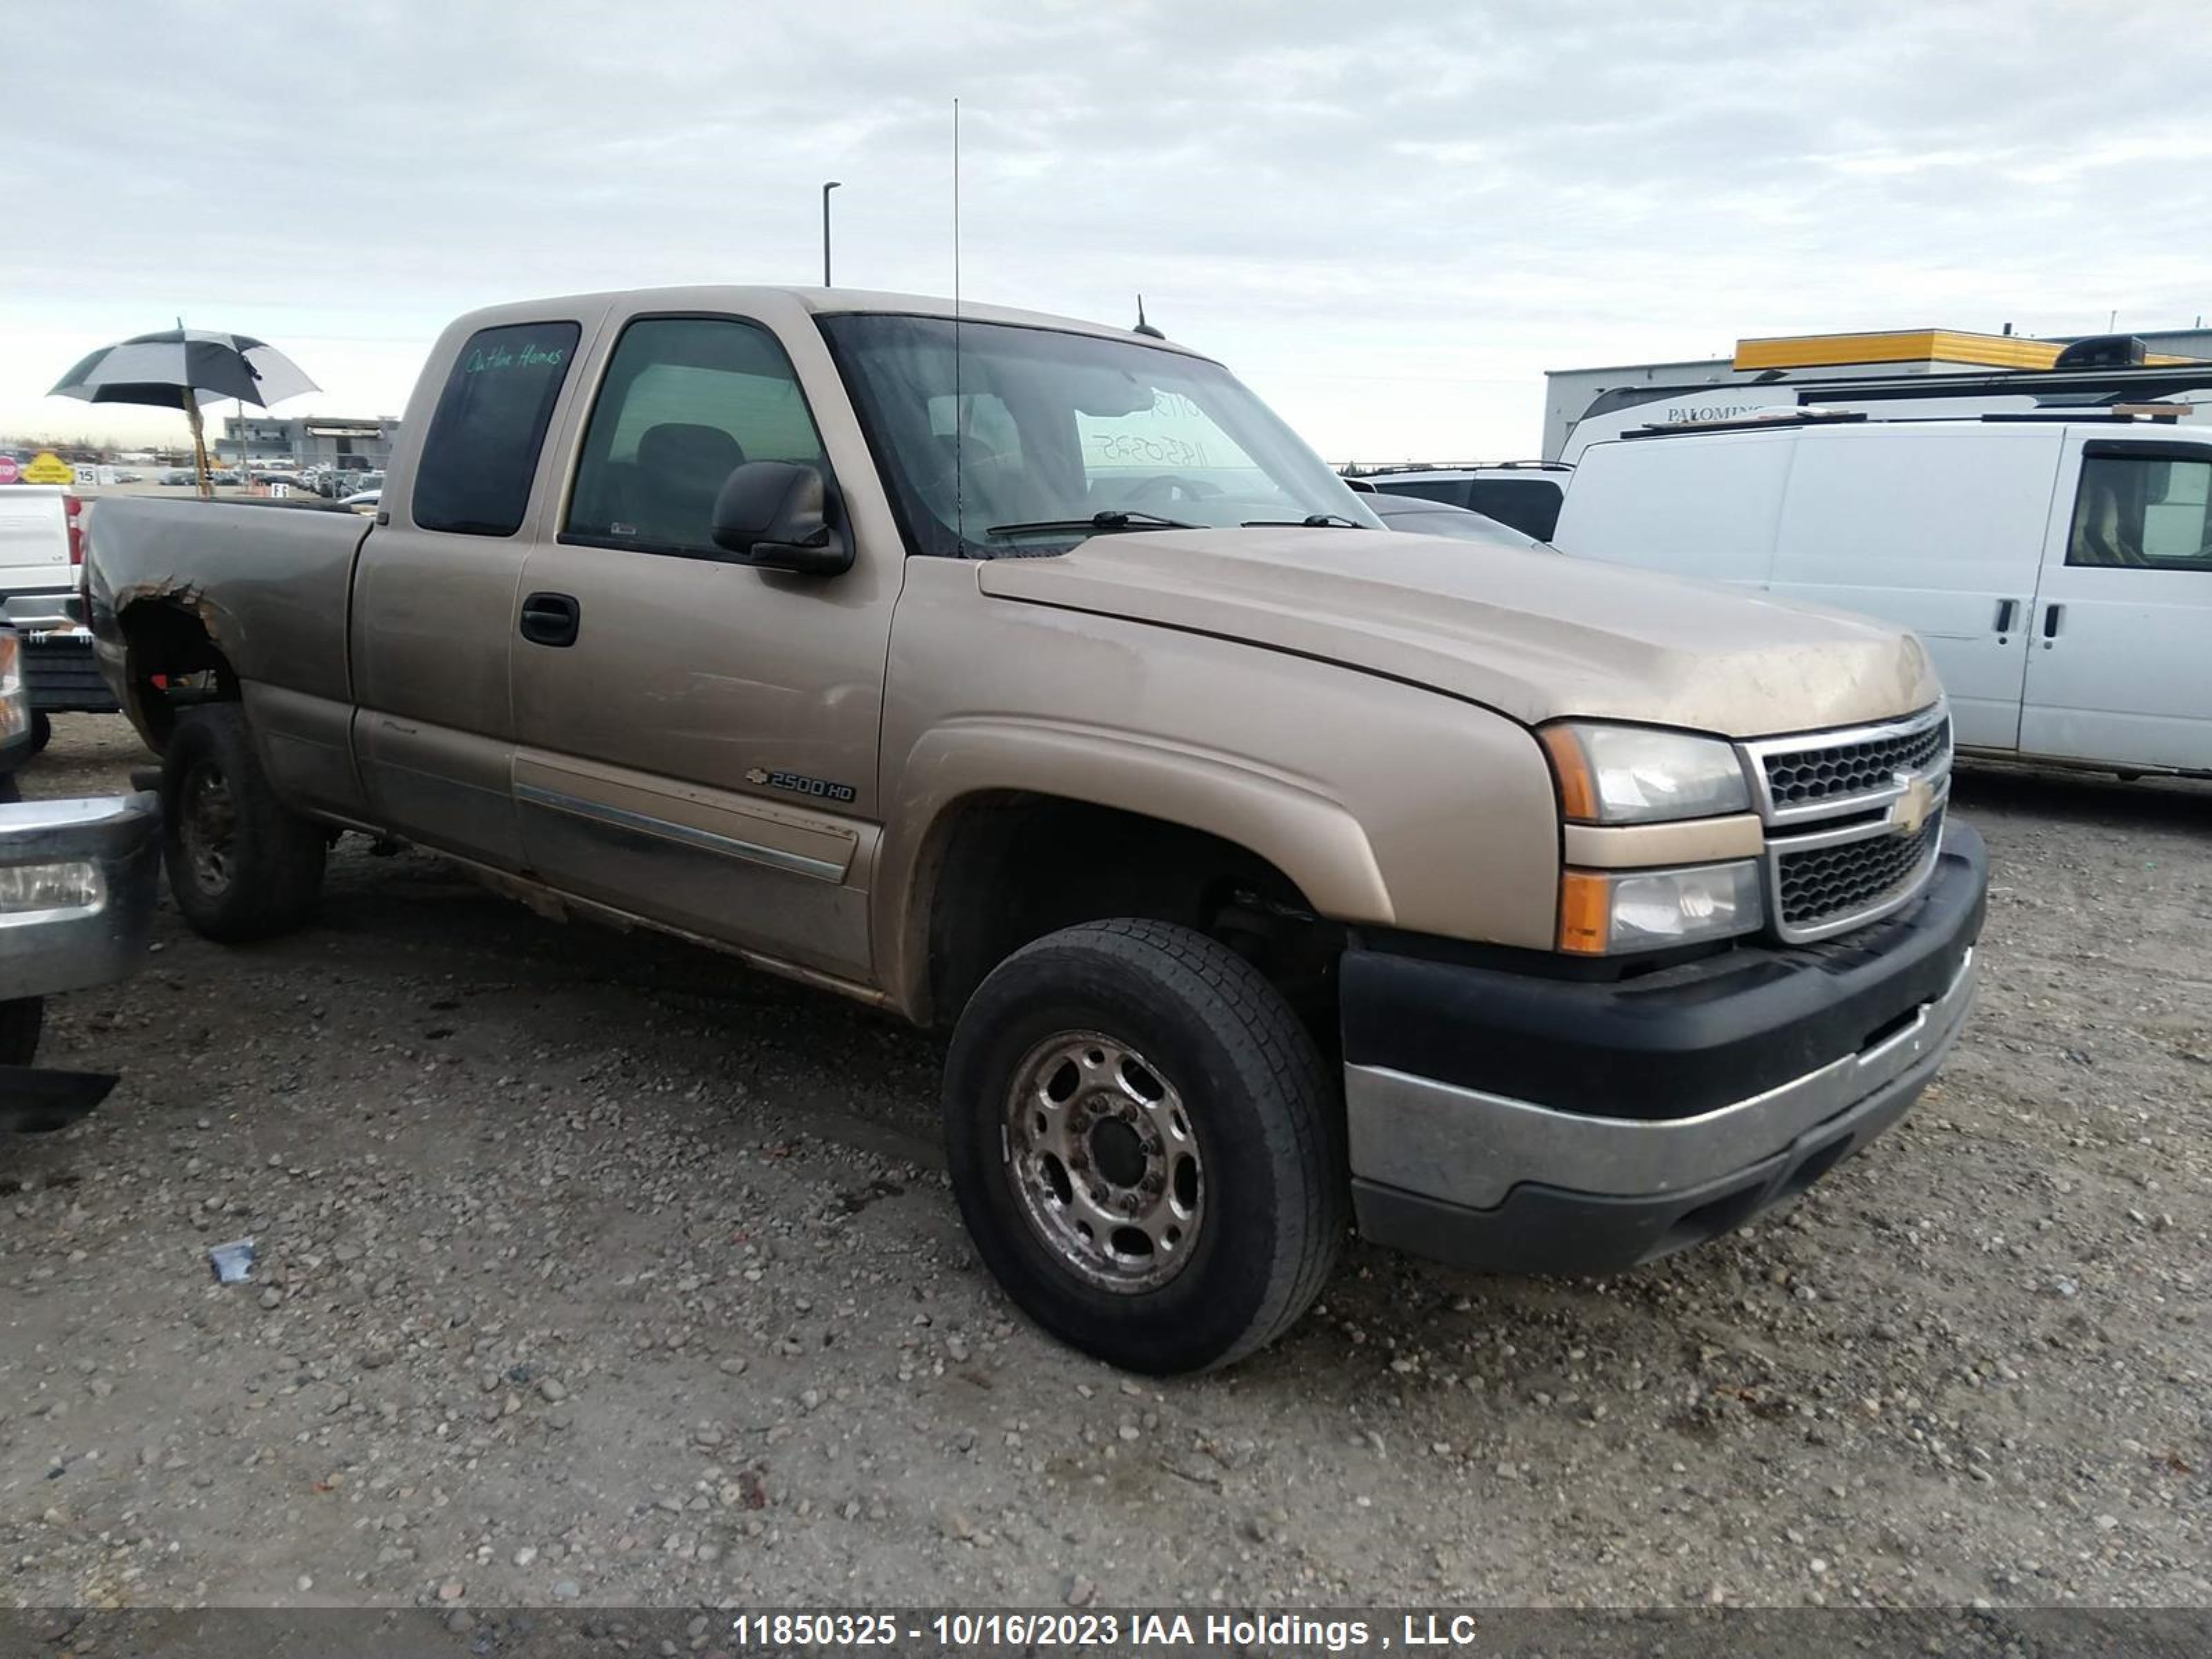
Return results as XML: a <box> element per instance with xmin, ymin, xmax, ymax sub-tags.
<box><xmin>709</xmin><ymin>461</ymin><xmax>852</xmax><ymax>577</ymax></box>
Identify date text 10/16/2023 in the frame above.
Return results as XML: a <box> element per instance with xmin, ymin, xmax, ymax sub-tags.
<box><xmin>730</xmin><ymin>1610</ymin><xmax>1515</xmax><ymax>1651</ymax></box>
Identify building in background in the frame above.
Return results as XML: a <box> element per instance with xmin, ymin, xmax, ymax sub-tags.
<box><xmin>1544</xmin><ymin>326</ymin><xmax>2212</xmax><ymax>460</ymax></box>
<box><xmin>217</xmin><ymin>413</ymin><xmax>401</xmax><ymax>471</ymax></box>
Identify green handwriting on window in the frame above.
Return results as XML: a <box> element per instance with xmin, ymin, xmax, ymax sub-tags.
<box><xmin>465</xmin><ymin>341</ymin><xmax>568</xmax><ymax>374</ymax></box>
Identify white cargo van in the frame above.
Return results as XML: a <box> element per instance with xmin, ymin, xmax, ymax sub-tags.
<box><xmin>1552</xmin><ymin>414</ymin><xmax>2212</xmax><ymax>775</ymax></box>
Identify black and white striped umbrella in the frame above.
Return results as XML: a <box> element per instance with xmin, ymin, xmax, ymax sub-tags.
<box><xmin>48</xmin><ymin>328</ymin><xmax>317</xmax><ymax>411</ymax></box>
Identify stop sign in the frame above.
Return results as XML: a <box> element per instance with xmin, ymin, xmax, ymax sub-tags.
<box><xmin>0</xmin><ymin>456</ymin><xmax>19</xmax><ymax>485</ymax></box>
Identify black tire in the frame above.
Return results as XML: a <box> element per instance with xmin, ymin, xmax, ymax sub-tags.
<box><xmin>26</xmin><ymin>712</ymin><xmax>52</xmax><ymax>756</ymax></box>
<box><xmin>0</xmin><ymin>997</ymin><xmax>41</xmax><ymax>1067</ymax></box>
<box><xmin>944</xmin><ymin>919</ymin><xmax>1345</xmax><ymax>1374</ymax></box>
<box><xmin>160</xmin><ymin>703</ymin><xmax>325</xmax><ymax>942</ymax></box>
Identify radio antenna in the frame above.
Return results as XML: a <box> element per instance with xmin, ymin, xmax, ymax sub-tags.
<box><xmin>953</xmin><ymin>96</ymin><xmax>965</xmax><ymax>553</ymax></box>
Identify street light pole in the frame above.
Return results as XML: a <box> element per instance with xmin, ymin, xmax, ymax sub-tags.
<box><xmin>822</xmin><ymin>180</ymin><xmax>842</xmax><ymax>287</ymax></box>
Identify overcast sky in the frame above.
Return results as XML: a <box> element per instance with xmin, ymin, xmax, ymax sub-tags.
<box><xmin>3</xmin><ymin>0</ymin><xmax>2207</xmax><ymax>458</ymax></box>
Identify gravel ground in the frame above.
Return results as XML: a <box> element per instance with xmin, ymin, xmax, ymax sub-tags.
<box><xmin>2</xmin><ymin>715</ymin><xmax>2206</xmax><ymax>1612</ymax></box>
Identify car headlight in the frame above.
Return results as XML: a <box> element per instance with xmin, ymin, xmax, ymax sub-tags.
<box><xmin>1540</xmin><ymin>722</ymin><xmax>1751</xmax><ymax>824</ymax></box>
<box><xmin>0</xmin><ymin>859</ymin><xmax>105</xmax><ymax>915</ymax></box>
<box><xmin>1558</xmin><ymin>859</ymin><xmax>1764</xmax><ymax>955</ymax></box>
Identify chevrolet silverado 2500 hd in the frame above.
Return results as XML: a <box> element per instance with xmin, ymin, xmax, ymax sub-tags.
<box><xmin>84</xmin><ymin>287</ymin><xmax>1987</xmax><ymax>1371</ymax></box>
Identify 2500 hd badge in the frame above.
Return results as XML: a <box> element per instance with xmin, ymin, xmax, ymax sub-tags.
<box><xmin>744</xmin><ymin>766</ymin><xmax>857</xmax><ymax>804</ymax></box>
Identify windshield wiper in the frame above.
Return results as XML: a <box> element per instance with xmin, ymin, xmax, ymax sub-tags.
<box><xmin>1240</xmin><ymin>513</ymin><xmax>1368</xmax><ymax>528</ymax></box>
<box><xmin>985</xmin><ymin>509</ymin><xmax>1198</xmax><ymax>536</ymax></box>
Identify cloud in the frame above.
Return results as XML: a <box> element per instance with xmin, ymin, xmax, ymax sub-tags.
<box><xmin>3</xmin><ymin>0</ymin><xmax>2206</xmax><ymax>456</ymax></box>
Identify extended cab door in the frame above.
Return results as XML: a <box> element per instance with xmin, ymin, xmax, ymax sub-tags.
<box><xmin>1768</xmin><ymin>425</ymin><xmax>2052</xmax><ymax>751</ymax></box>
<box><xmin>350</xmin><ymin>306</ymin><xmax>603</xmax><ymax>868</ymax></box>
<box><xmin>2019</xmin><ymin>433</ymin><xmax>2212</xmax><ymax>769</ymax></box>
<box><xmin>506</xmin><ymin>306</ymin><xmax>895</xmax><ymax>982</ymax></box>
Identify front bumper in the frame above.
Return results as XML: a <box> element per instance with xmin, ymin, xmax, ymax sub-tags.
<box><xmin>0</xmin><ymin>791</ymin><xmax>162</xmax><ymax>1000</ymax></box>
<box><xmin>1343</xmin><ymin>819</ymin><xmax>1987</xmax><ymax>1275</ymax></box>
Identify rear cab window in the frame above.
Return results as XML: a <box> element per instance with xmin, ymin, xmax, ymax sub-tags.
<box><xmin>411</xmin><ymin>322</ymin><xmax>581</xmax><ymax>536</ymax></box>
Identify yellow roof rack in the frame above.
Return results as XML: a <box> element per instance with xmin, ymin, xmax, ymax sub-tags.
<box><xmin>1733</xmin><ymin>329</ymin><xmax>2201</xmax><ymax>373</ymax></box>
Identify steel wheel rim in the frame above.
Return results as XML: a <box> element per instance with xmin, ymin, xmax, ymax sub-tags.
<box><xmin>1001</xmin><ymin>1031</ymin><xmax>1204</xmax><ymax>1293</ymax></box>
<box><xmin>180</xmin><ymin>761</ymin><xmax>237</xmax><ymax>895</ymax></box>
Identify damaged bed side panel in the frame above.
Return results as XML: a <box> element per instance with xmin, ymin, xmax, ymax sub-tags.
<box><xmin>84</xmin><ymin>495</ymin><xmax>373</xmax><ymax>760</ymax></box>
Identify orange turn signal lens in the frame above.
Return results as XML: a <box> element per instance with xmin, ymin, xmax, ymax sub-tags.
<box><xmin>1540</xmin><ymin>725</ymin><xmax>1598</xmax><ymax>823</ymax></box>
<box><xmin>1557</xmin><ymin>870</ymin><xmax>1613</xmax><ymax>954</ymax></box>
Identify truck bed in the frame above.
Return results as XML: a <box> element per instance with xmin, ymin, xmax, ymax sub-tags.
<box><xmin>86</xmin><ymin>495</ymin><xmax>373</xmax><ymax>711</ymax></box>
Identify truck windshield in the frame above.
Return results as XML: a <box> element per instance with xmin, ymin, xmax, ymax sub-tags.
<box><xmin>818</xmin><ymin>313</ymin><xmax>1382</xmax><ymax>557</ymax></box>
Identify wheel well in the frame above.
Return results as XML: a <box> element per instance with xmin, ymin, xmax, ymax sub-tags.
<box><xmin>921</xmin><ymin>793</ymin><xmax>1342</xmax><ymax>1037</ymax></box>
<box><xmin>118</xmin><ymin>600</ymin><xmax>238</xmax><ymax>749</ymax></box>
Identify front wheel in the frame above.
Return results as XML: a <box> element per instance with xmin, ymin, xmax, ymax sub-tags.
<box><xmin>944</xmin><ymin>919</ymin><xmax>1344</xmax><ymax>1373</ymax></box>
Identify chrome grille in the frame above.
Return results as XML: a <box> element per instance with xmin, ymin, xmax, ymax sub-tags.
<box><xmin>1741</xmin><ymin>703</ymin><xmax>1953</xmax><ymax>944</ymax></box>
<box><xmin>1761</xmin><ymin>715</ymin><xmax>1951</xmax><ymax>808</ymax></box>
<box><xmin>1777</xmin><ymin>809</ymin><xmax>1944</xmax><ymax>933</ymax></box>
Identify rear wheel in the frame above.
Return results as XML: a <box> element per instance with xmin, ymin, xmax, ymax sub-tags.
<box><xmin>944</xmin><ymin>919</ymin><xmax>1344</xmax><ymax>1373</ymax></box>
<box><xmin>160</xmin><ymin>704</ymin><xmax>326</xmax><ymax>942</ymax></box>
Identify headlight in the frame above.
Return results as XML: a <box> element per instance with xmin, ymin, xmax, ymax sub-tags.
<box><xmin>0</xmin><ymin>631</ymin><xmax>24</xmax><ymax>744</ymax></box>
<box><xmin>1541</xmin><ymin>722</ymin><xmax>1751</xmax><ymax>824</ymax></box>
<box><xmin>1558</xmin><ymin>859</ymin><xmax>1764</xmax><ymax>955</ymax></box>
<box><xmin>0</xmin><ymin>859</ymin><xmax>106</xmax><ymax>916</ymax></box>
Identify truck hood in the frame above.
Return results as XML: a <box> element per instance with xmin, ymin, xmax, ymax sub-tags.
<box><xmin>974</xmin><ymin>527</ymin><xmax>1938</xmax><ymax>738</ymax></box>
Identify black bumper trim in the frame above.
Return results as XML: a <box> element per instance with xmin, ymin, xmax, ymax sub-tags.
<box><xmin>24</xmin><ymin>633</ymin><xmax>120</xmax><ymax>714</ymax></box>
<box><xmin>1341</xmin><ymin>820</ymin><xmax>1987</xmax><ymax>1123</ymax></box>
<box><xmin>1352</xmin><ymin>1029</ymin><xmax>1940</xmax><ymax>1276</ymax></box>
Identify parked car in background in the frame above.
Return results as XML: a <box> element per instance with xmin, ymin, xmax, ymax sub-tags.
<box><xmin>0</xmin><ymin>627</ymin><xmax>161</xmax><ymax>1131</ymax></box>
<box><xmin>1353</xmin><ymin>461</ymin><xmax>1571</xmax><ymax>540</ymax></box>
<box><xmin>1551</xmin><ymin>411</ymin><xmax>2212</xmax><ymax>776</ymax></box>
<box><xmin>339</xmin><ymin>489</ymin><xmax>381</xmax><ymax>514</ymax></box>
<box><xmin>0</xmin><ymin>485</ymin><xmax>117</xmax><ymax>744</ymax></box>
<box><xmin>1365</xmin><ymin>490</ymin><xmax>1547</xmax><ymax>547</ymax></box>
<box><xmin>85</xmin><ymin>283</ymin><xmax>1985</xmax><ymax>1371</ymax></box>
<box><xmin>160</xmin><ymin>469</ymin><xmax>196</xmax><ymax>485</ymax></box>
<box><xmin>1</xmin><ymin>487</ymin><xmax>77</xmax><ymax>601</ymax></box>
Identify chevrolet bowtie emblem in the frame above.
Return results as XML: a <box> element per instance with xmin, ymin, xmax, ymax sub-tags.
<box><xmin>745</xmin><ymin>767</ymin><xmax>769</xmax><ymax>785</ymax></box>
<box><xmin>1893</xmin><ymin>774</ymin><xmax>1935</xmax><ymax>836</ymax></box>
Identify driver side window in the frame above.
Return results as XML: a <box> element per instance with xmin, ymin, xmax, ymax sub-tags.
<box><xmin>2066</xmin><ymin>449</ymin><xmax>2212</xmax><ymax>570</ymax></box>
<box><xmin>566</xmin><ymin>316</ymin><xmax>826</xmax><ymax>556</ymax></box>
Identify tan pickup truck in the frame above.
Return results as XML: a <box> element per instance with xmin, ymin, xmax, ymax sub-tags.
<box><xmin>83</xmin><ymin>286</ymin><xmax>1987</xmax><ymax>1371</ymax></box>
